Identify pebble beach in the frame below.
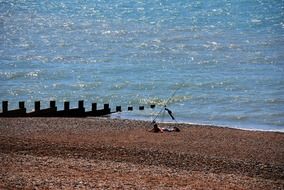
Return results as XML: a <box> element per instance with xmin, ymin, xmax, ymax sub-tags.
<box><xmin>0</xmin><ymin>117</ymin><xmax>283</xmax><ymax>189</ymax></box>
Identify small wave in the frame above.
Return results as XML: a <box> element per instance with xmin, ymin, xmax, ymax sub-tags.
<box><xmin>265</xmin><ymin>98</ymin><xmax>284</xmax><ymax>104</ymax></box>
<box><xmin>139</xmin><ymin>95</ymin><xmax>192</xmax><ymax>106</ymax></box>
<box><xmin>251</xmin><ymin>19</ymin><xmax>262</xmax><ymax>23</ymax></box>
<box><xmin>139</xmin><ymin>97</ymin><xmax>165</xmax><ymax>106</ymax></box>
<box><xmin>16</xmin><ymin>55</ymin><xmax>49</xmax><ymax>63</ymax></box>
<box><xmin>101</xmin><ymin>30</ymin><xmax>127</xmax><ymax>36</ymax></box>
<box><xmin>203</xmin><ymin>41</ymin><xmax>224</xmax><ymax>51</ymax></box>
<box><xmin>110</xmin><ymin>82</ymin><xmax>129</xmax><ymax>90</ymax></box>
<box><xmin>25</xmin><ymin>70</ymin><xmax>41</xmax><ymax>79</ymax></box>
<box><xmin>0</xmin><ymin>70</ymin><xmax>41</xmax><ymax>80</ymax></box>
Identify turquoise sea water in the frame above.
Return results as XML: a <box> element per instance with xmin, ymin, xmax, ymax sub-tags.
<box><xmin>0</xmin><ymin>0</ymin><xmax>283</xmax><ymax>131</ymax></box>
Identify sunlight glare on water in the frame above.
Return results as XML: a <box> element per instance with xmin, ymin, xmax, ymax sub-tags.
<box><xmin>0</xmin><ymin>0</ymin><xmax>284</xmax><ymax>131</ymax></box>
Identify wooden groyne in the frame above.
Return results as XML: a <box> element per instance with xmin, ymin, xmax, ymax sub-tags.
<box><xmin>0</xmin><ymin>100</ymin><xmax>155</xmax><ymax>117</ymax></box>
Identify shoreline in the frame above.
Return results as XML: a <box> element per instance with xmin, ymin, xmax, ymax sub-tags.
<box><xmin>0</xmin><ymin>117</ymin><xmax>283</xmax><ymax>189</ymax></box>
<box><xmin>111</xmin><ymin>113</ymin><xmax>284</xmax><ymax>133</ymax></box>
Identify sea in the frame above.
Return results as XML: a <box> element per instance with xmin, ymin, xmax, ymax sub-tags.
<box><xmin>0</xmin><ymin>0</ymin><xmax>283</xmax><ymax>132</ymax></box>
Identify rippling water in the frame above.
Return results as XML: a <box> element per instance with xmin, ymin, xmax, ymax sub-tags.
<box><xmin>0</xmin><ymin>0</ymin><xmax>283</xmax><ymax>131</ymax></box>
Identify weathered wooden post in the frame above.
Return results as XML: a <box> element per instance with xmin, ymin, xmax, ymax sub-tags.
<box><xmin>19</xmin><ymin>101</ymin><xmax>26</xmax><ymax>116</ymax></box>
<box><xmin>116</xmin><ymin>106</ymin><xmax>122</xmax><ymax>112</ymax></box>
<box><xmin>64</xmin><ymin>101</ymin><xmax>70</xmax><ymax>111</ymax></box>
<box><xmin>104</xmin><ymin>104</ymin><xmax>109</xmax><ymax>110</ymax></box>
<box><xmin>19</xmin><ymin>101</ymin><xmax>25</xmax><ymax>110</ymax></box>
<box><xmin>78</xmin><ymin>100</ymin><xmax>84</xmax><ymax>110</ymax></box>
<box><xmin>2</xmin><ymin>101</ymin><xmax>8</xmax><ymax>113</ymax></box>
<box><xmin>50</xmin><ymin>100</ymin><xmax>56</xmax><ymax>108</ymax></box>
<box><xmin>35</xmin><ymin>101</ymin><xmax>40</xmax><ymax>112</ymax></box>
<box><xmin>92</xmin><ymin>103</ymin><xmax>97</xmax><ymax>112</ymax></box>
<box><xmin>48</xmin><ymin>100</ymin><xmax>57</xmax><ymax>116</ymax></box>
<box><xmin>77</xmin><ymin>100</ymin><xmax>85</xmax><ymax>116</ymax></box>
<box><xmin>103</xmin><ymin>104</ymin><xmax>110</xmax><ymax>115</ymax></box>
<box><xmin>128</xmin><ymin>106</ymin><xmax>133</xmax><ymax>111</ymax></box>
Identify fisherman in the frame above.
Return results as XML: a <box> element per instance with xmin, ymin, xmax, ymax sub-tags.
<box><xmin>149</xmin><ymin>121</ymin><xmax>180</xmax><ymax>133</ymax></box>
<box><xmin>149</xmin><ymin>121</ymin><xmax>163</xmax><ymax>133</ymax></box>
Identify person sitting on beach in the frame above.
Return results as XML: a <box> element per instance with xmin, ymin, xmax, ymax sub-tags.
<box><xmin>149</xmin><ymin>122</ymin><xmax>163</xmax><ymax>133</ymax></box>
<box><xmin>149</xmin><ymin>122</ymin><xmax>180</xmax><ymax>133</ymax></box>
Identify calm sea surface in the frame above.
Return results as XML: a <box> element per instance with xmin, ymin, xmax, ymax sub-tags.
<box><xmin>1</xmin><ymin>0</ymin><xmax>283</xmax><ymax>131</ymax></box>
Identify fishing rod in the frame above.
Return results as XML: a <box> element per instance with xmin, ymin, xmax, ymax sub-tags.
<box><xmin>151</xmin><ymin>85</ymin><xmax>182</xmax><ymax>124</ymax></box>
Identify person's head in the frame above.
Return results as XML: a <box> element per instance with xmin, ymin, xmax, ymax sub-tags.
<box><xmin>174</xmin><ymin>126</ymin><xmax>180</xmax><ymax>132</ymax></box>
<box><xmin>154</xmin><ymin>123</ymin><xmax>158</xmax><ymax>128</ymax></box>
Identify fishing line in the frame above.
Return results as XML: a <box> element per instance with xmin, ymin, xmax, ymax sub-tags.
<box><xmin>151</xmin><ymin>84</ymin><xmax>183</xmax><ymax>125</ymax></box>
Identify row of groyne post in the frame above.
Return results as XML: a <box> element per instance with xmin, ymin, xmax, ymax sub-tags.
<box><xmin>0</xmin><ymin>100</ymin><xmax>156</xmax><ymax>117</ymax></box>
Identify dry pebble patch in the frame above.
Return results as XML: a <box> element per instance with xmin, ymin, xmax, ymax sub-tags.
<box><xmin>0</xmin><ymin>117</ymin><xmax>284</xmax><ymax>189</ymax></box>
<box><xmin>1</xmin><ymin>153</ymin><xmax>283</xmax><ymax>190</ymax></box>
